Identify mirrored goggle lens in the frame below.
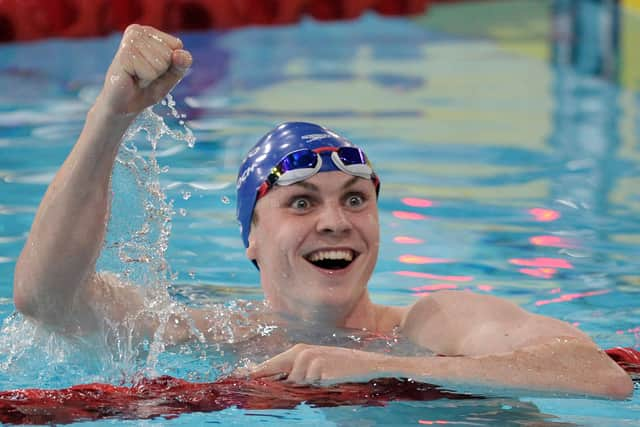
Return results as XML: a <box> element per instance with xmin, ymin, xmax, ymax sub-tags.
<box><xmin>267</xmin><ymin>149</ymin><xmax>321</xmax><ymax>187</ymax></box>
<box><xmin>333</xmin><ymin>146</ymin><xmax>373</xmax><ymax>178</ymax></box>
<box><xmin>278</xmin><ymin>149</ymin><xmax>318</xmax><ymax>173</ymax></box>
<box><xmin>337</xmin><ymin>146</ymin><xmax>368</xmax><ymax>166</ymax></box>
<box><xmin>260</xmin><ymin>146</ymin><xmax>375</xmax><ymax>200</ymax></box>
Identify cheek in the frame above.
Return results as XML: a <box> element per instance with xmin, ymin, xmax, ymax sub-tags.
<box><xmin>279</xmin><ymin>217</ymin><xmax>309</xmax><ymax>247</ymax></box>
<box><xmin>256</xmin><ymin>217</ymin><xmax>307</xmax><ymax>257</ymax></box>
<box><xmin>363</xmin><ymin>211</ymin><xmax>380</xmax><ymax>236</ymax></box>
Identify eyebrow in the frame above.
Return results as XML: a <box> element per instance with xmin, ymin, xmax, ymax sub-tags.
<box><xmin>292</xmin><ymin>176</ymin><xmax>362</xmax><ymax>192</ymax></box>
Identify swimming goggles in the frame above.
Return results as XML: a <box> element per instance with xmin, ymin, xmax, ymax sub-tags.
<box><xmin>257</xmin><ymin>146</ymin><xmax>378</xmax><ymax>199</ymax></box>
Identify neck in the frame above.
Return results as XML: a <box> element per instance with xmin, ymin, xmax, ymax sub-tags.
<box><xmin>341</xmin><ymin>293</ymin><xmax>380</xmax><ymax>330</ymax></box>
<box><xmin>266</xmin><ymin>292</ymin><xmax>399</xmax><ymax>333</ymax></box>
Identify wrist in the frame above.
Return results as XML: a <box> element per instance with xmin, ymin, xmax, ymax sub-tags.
<box><xmin>381</xmin><ymin>354</ymin><xmax>445</xmax><ymax>380</ymax></box>
<box><xmin>80</xmin><ymin>100</ymin><xmax>139</xmax><ymax>156</ymax></box>
<box><xmin>89</xmin><ymin>93</ymin><xmax>138</xmax><ymax>126</ymax></box>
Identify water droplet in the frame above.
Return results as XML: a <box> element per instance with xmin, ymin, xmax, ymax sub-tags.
<box><xmin>181</xmin><ymin>191</ymin><xmax>191</xmax><ymax>200</ymax></box>
<box><xmin>179</xmin><ymin>208</ymin><xmax>187</xmax><ymax>216</ymax></box>
<box><xmin>221</xmin><ymin>196</ymin><xmax>230</xmax><ymax>205</ymax></box>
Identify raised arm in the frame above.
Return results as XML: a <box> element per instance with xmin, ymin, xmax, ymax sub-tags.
<box><xmin>13</xmin><ymin>25</ymin><xmax>192</xmax><ymax>334</ymax></box>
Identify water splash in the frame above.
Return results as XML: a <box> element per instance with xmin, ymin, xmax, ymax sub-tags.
<box><xmin>101</xmin><ymin>98</ymin><xmax>198</xmax><ymax>373</ymax></box>
<box><xmin>110</xmin><ymin>106</ymin><xmax>180</xmax><ymax>289</ymax></box>
<box><xmin>159</xmin><ymin>93</ymin><xmax>195</xmax><ymax>148</ymax></box>
<box><xmin>0</xmin><ymin>313</ymin><xmax>121</xmax><ymax>388</ymax></box>
<box><xmin>1</xmin><ymin>97</ymin><xmax>201</xmax><ymax>385</ymax></box>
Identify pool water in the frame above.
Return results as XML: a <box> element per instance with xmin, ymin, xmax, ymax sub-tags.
<box><xmin>1</xmin><ymin>0</ymin><xmax>639</xmax><ymax>425</ymax></box>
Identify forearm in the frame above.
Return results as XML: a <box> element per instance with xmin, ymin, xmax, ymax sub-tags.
<box><xmin>388</xmin><ymin>339</ymin><xmax>633</xmax><ymax>399</ymax></box>
<box><xmin>13</xmin><ymin>100</ymin><xmax>135</xmax><ymax>324</ymax></box>
<box><xmin>13</xmin><ymin>25</ymin><xmax>191</xmax><ymax>336</ymax></box>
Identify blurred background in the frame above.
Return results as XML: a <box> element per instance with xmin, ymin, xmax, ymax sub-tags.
<box><xmin>0</xmin><ymin>1</ymin><xmax>639</xmax><ymax>424</ymax></box>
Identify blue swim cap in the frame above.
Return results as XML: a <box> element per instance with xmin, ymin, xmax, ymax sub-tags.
<box><xmin>236</xmin><ymin>122</ymin><xmax>379</xmax><ymax>250</ymax></box>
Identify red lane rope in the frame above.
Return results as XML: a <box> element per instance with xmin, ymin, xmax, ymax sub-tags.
<box><xmin>0</xmin><ymin>348</ymin><xmax>637</xmax><ymax>425</ymax></box>
<box><xmin>0</xmin><ymin>377</ymin><xmax>476</xmax><ymax>424</ymax></box>
<box><xmin>605</xmin><ymin>347</ymin><xmax>640</xmax><ymax>376</ymax></box>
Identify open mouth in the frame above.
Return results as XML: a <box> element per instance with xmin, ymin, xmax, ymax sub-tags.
<box><xmin>304</xmin><ymin>249</ymin><xmax>357</xmax><ymax>271</ymax></box>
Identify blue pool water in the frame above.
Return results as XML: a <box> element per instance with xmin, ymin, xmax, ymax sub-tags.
<box><xmin>1</xmin><ymin>0</ymin><xmax>639</xmax><ymax>425</ymax></box>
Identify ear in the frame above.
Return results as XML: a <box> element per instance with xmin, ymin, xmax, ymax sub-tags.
<box><xmin>245</xmin><ymin>232</ymin><xmax>258</xmax><ymax>261</ymax></box>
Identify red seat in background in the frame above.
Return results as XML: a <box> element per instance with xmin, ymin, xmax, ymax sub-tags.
<box><xmin>0</xmin><ymin>0</ymin><xmax>432</xmax><ymax>43</ymax></box>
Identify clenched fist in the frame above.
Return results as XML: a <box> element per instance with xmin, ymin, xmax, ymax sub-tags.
<box><xmin>98</xmin><ymin>24</ymin><xmax>192</xmax><ymax>117</ymax></box>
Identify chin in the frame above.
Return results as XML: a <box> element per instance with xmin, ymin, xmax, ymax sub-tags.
<box><xmin>307</xmin><ymin>284</ymin><xmax>365</xmax><ymax>311</ymax></box>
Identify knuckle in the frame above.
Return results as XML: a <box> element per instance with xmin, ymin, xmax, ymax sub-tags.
<box><xmin>308</xmin><ymin>358</ymin><xmax>326</xmax><ymax>381</ymax></box>
<box><xmin>118</xmin><ymin>43</ymin><xmax>133</xmax><ymax>56</ymax></box>
<box><xmin>309</xmin><ymin>357</ymin><xmax>324</xmax><ymax>370</ymax></box>
<box><xmin>292</xmin><ymin>343</ymin><xmax>309</xmax><ymax>351</ymax></box>
<box><xmin>299</xmin><ymin>347</ymin><xmax>319</xmax><ymax>360</ymax></box>
<box><xmin>124</xmin><ymin>24</ymin><xmax>142</xmax><ymax>36</ymax></box>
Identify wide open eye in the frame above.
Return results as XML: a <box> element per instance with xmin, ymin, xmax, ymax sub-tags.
<box><xmin>346</xmin><ymin>194</ymin><xmax>365</xmax><ymax>208</ymax></box>
<box><xmin>289</xmin><ymin>196</ymin><xmax>311</xmax><ymax>211</ymax></box>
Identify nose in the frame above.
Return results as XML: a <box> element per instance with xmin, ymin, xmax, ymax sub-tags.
<box><xmin>316</xmin><ymin>203</ymin><xmax>352</xmax><ymax>236</ymax></box>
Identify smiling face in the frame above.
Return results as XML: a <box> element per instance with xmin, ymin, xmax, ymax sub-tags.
<box><xmin>246</xmin><ymin>171</ymin><xmax>380</xmax><ymax>326</ymax></box>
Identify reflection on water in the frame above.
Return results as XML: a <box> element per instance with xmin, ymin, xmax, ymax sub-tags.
<box><xmin>552</xmin><ymin>0</ymin><xmax>620</xmax><ymax>81</ymax></box>
<box><xmin>0</xmin><ymin>0</ymin><xmax>638</xmax><ymax>425</ymax></box>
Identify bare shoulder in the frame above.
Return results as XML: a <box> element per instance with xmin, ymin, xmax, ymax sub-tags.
<box><xmin>417</xmin><ymin>289</ymin><xmax>521</xmax><ymax>309</ymax></box>
<box><xmin>400</xmin><ymin>290</ymin><xmax>593</xmax><ymax>356</ymax></box>
<box><xmin>402</xmin><ymin>290</ymin><xmax>526</xmax><ymax>326</ymax></box>
<box><xmin>398</xmin><ymin>291</ymin><xmax>490</xmax><ymax>354</ymax></box>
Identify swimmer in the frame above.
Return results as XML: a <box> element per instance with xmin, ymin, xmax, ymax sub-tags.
<box><xmin>12</xmin><ymin>25</ymin><xmax>633</xmax><ymax>399</ymax></box>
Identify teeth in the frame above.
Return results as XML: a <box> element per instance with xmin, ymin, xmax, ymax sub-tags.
<box><xmin>307</xmin><ymin>250</ymin><xmax>354</xmax><ymax>262</ymax></box>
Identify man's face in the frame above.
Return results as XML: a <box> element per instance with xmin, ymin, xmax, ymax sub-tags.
<box><xmin>247</xmin><ymin>171</ymin><xmax>380</xmax><ymax>323</ymax></box>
